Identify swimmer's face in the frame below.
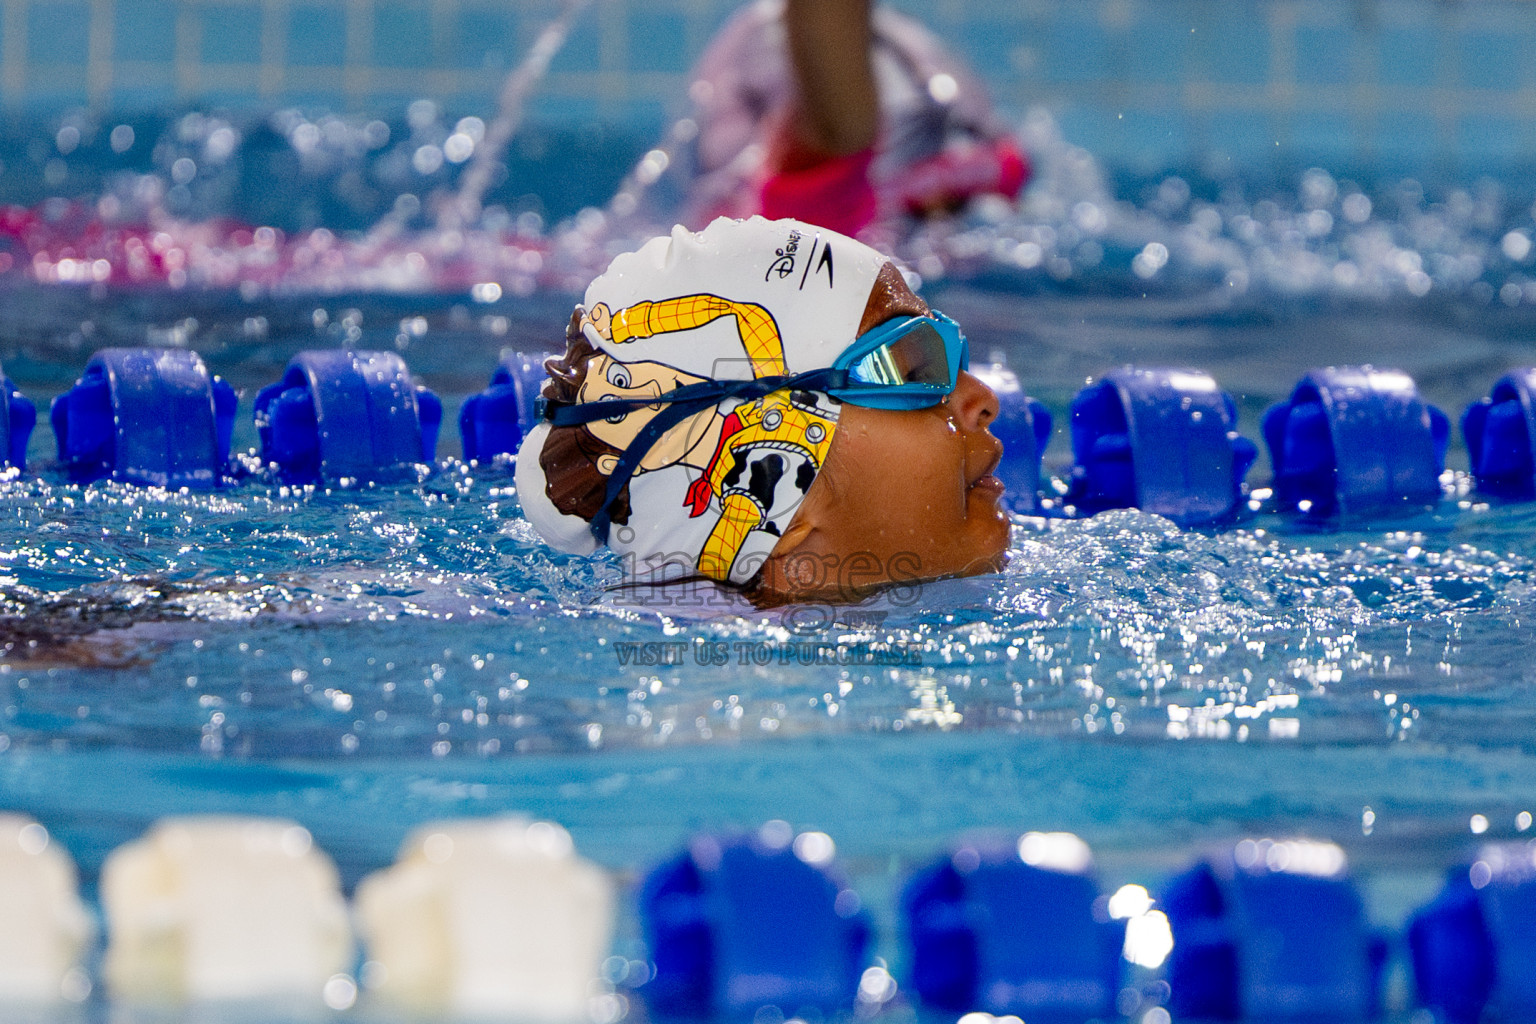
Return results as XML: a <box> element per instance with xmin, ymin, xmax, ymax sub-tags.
<box><xmin>758</xmin><ymin>264</ymin><xmax>1008</xmax><ymax>602</ymax></box>
<box><xmin>577</xmin><ymin>354</ymin><xmax>711</xmax><ymax>472</ymax></box>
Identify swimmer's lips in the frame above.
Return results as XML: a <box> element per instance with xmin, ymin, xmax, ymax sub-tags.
<box><xmin>966</xmin><ymin>436</ymin><xmax>1006</xmax><ymax>501</ymax></box>
<box><xmin>969</xmin><ymin>474</ymin><xmax>1005</xmax><ymax>501</ymax></box>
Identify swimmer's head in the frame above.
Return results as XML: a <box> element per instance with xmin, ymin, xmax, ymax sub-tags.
<box><xmin>516</xmin><ymin>216</ymin><xmax>1005</xmax><ymax>602</ymax></box>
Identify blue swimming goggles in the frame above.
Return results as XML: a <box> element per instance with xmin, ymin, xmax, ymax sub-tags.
<box><xmin>539</xmin><ymin>310</ymin><xmax>968</xmax><ymax>543</ymax></box>
<box><xmin>541</xmin><ymin>310</ymin><xmax>968</xmax><ymax>427</ymax></box>
<box><xmin>828</xmin><ymin>309</ymin><xmax>969</xmax><ymax>410</ymax></box>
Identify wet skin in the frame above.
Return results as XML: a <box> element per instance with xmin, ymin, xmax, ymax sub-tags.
<box><xmin>757</xmin><ymin>263</ymin><xmax>1008</xmax><ymax>603</ymax></box>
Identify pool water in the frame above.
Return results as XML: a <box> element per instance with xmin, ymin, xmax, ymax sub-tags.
<box><xmin>3</xmin><ymin>109</ymin><xmax>1536</xmax><ymax>1017</ymax></box>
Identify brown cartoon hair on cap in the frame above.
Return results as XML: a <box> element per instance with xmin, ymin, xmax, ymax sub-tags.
<box><xmin>537</xmin><ymin>307</ymin><xmax>632</xmax><ymax>526</ymax></box>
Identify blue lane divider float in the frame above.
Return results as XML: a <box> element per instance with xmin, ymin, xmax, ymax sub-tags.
<box><xmin>1263</xmin><ymin>366</ymin><xmax>1449</xmax><ymax>517</ymax></box>
<box><xmin>1462</xmin><ymin>369</ymin><xmax>1536</xmax><ymax>500</ymax></box>
<box><xmin>255</xmin><ymin>350</ymin><xmax>441</xmax><ymax>484</ymax></box>
<box><xmin>1066</xmin><ymin>367</ymin><xmax>1257</xmax><ymax>526</ymax></box>
<box><xmin>0</xmin><ymin>366</ymin><xmax>36</xmax><ymax>470</ymax></box>
<box><xmin>971</xmin><ymin>362</ymin><xmax>1052</xmax><ymax>514</ymax></box>
<box><xmin>1409</xmin><ymin>843</ymin><xmax>1536</xmax><ymax>1024</ymax></box>
<box><xmin>639</xmin><ymin>824</ymin><xmax>870</xmax><ymax>1018</ymax></box>
<box><xmin>459</xmin><ymin>349</ymin><xmax>550</xmax><ymax>463</ymax></box>
<box><xmin>902</xmin><ymin>832</ymin><xmax>1123</xmax><ymax>1019</ymax></box>
<box><xmin>1161</xmin><ymin>839</ymin><xmax>1388</xmax><ymax>1021</ymax></box>
<box><xmin>51</xmin><ymin>348</ymin><xmax>236</xmax><ymax>488</ymax></box>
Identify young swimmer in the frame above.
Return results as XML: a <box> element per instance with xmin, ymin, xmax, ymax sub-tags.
<box><xmin>515</xmin><ymin>216</ymin><xmax>1007</xmax><ymax>605</ymax></box>
<box><xmin>680</xmin><ymin>0</ymin><xmax>1029</xmax><ymax>236</ymax></box>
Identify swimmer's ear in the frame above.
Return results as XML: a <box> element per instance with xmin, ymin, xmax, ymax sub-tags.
<box><xmin>773</xmin><ymin>514</ymin><xmax>818</xmax><ymax>554</ymax></box>
<box><xmin>753</xmin><ymin>516</ymin><xmax>828</xmax><ymax>605</ymax></box>
<box><xmin>772</xmin><ymin>471</ymin><xmax>836</xmax><ymax>563</ymax></box>
<box><xmin>596</xmin><ymin>454</ymin><xmax>620</xmax><ymax>475</ymax></box>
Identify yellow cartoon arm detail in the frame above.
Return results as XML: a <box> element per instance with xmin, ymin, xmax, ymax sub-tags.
<box><xmin>609</xmin><ymin>295</ymin><xmax>786</xmax><ymax>377</ymax></box>
<box><xmin>696</xmin><ymin>492</ymin><xmax>765</xmax><ymax>581</ymax></box>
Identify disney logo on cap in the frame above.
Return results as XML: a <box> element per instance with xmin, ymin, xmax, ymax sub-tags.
<box><xmin>765</xmin><ymin>227</ymin><xmax>836</xmax><ymax>290</ymax></box>
<box><xmin>765</xmin><ymin>228</ymin><xmax>804</xmax><ymax>281</ymax></box>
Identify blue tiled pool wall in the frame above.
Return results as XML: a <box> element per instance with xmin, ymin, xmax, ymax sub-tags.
<box><xmin>2</xmin><ymin>0</ymin><xmax>1536</xmax><ymax>209</ymax></box>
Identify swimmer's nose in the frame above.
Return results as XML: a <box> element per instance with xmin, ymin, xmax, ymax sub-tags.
<box><xmin>946</xmin><ymin>370</ymin><xmax>998</xmax><ymax>432</ymax></box>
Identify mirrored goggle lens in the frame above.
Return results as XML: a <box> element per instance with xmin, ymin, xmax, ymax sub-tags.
<box><xmin>847</xmin><ymin>321</ymin><xmax>955</xmax><ymax>389</ymax></box>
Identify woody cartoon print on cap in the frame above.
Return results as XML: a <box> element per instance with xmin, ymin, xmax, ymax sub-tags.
<box><xmin>515</xmin><ymin>216</ymin><xmax>890</xmax><ymax>585</ymax></box>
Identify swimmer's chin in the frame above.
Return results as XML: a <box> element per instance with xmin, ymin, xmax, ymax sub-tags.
<box><xmin>953</xmin><ymin>540</ymin><xmax>1009</xmax><ymax>582</ymax></box>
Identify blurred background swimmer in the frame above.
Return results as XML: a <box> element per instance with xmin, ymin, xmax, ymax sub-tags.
<box><xmin>675</xmin><ymin>0</ymin><xmax>1031</xmax><ymax>236</ymax></box>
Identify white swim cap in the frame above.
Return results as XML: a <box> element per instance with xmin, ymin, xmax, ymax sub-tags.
<box><xmin>516</xmin><ymin>216</ymin><xmax>889</xmax><ymax>584</ymax></box>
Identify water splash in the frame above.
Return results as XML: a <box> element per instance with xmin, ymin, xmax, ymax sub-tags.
<box><xmin>3</xmin><ymin>458</ymin><xmax>1535</xmax><ymax>761</ymax></box>
<box><xmin>4</xmin><ymin>95</ymin><xmax>1536</xmax><ymax>316</ymax></box>
<box><xmin>903</xmin><ymin>110</ymin><xmax>1536</xmax><ymax>309</ymax></box>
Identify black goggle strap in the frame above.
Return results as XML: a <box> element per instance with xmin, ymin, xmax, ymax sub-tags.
<box><xmin>541</xmin><ymin>369</ymin><xmax>847</xmax><ymax>545</ymax></box>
